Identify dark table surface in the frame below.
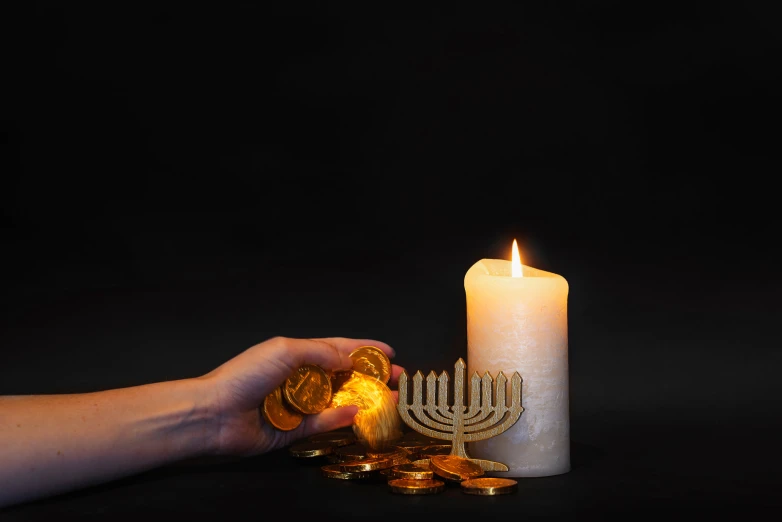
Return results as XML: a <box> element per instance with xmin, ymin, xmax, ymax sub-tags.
<box><xmin>5</xmin><ymin>4</ymin><xmax>782</xmax><ymax>518</ymax></box>
<box><xmin>2</xmin><ymin>392</ymin><xmax>779</xmax><ymax>520</ymax></box>
<box><xmin>3</xmin><ymin>414</ymin><xmax>780</xmax><ymax>520</ymax></box>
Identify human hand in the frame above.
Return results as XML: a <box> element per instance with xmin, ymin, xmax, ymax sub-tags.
<box><xmin>199</xmin><ymin>336</ymin><xmax>404</xmax><ymax>456</ymax></box>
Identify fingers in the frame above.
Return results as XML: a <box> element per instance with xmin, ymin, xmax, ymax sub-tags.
<box><xmin>262</xmin><ymin>337</ymin><xmax>395</xmax><ymax>375</ymax></box>
<box><xmin>282</xmin><ymin>337</ymin><xmax>396</xmax><ymax>372</ymax></box>
<box><xmin>271</xmin><ymin>337</ymin><xmax>353</xmax><ymax>373</ymax></box>
<box><xmin>310</xmin><ymin>337</ymin><xmax>395</xmax><ymax>360</ymax></box>
<box><xmin>388</xmin><ymin>364</ymin><xmax>405</xmax><ymax>388</ymax></box>
<box><xmin>310</xmin><ymin>337</ymin><xmax>401</xmax><ymax>386</ymax></box>
<box><xmin>278</xmin><ymin>337</ymin><xmax>404</xmax><ymax>388</ymax></box>
<box><xmin>212</xmin><ymin>336</ymin><xmax>399</xmax><ymax>412</ymax></box>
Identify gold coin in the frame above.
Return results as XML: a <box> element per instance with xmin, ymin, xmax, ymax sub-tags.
<box><xmin>288</xmin><ymin>441</ymin><xmax>335</xmax><ymax>458</ymax></box>
<box><xmin>394</xmin><ymin>439</ymin><xmax>432</xmax><ymax>453</ymax></box>
<box><xmin>330</xmin><ymin>370</ymin><xmax>354</xmax><ymax>393</ymax></box>
<box><xmin>410</xmin><ymin>458</ymin><xmax>431</xmax><ymax>468</ymax></box>
<box><xmin>394</xmin><ymin>440</ymin><xmax>433</xmax><ymax>454</ymax></box>
<box><xmin>339</xmin><ymin>454</ymin><xmax>407</xmax><ymax>472</ymax></box>
<box><xmin>390</xmin><ymin>453</ymin><xmax>411</xmax><ymax>465</ymax></box>
<box><xmin>366</xmin><ymin>446</ymin><xmax>410</xmax><ymax>460</ymax></box>
<box><xmin>307</xmin><ymin>431</ymin><xmax>355</xmax><ymax>447</ymax></box>
<box><xmin>461</xmin><ymin>477</ymin><xmax>518</xmax><ymax>495</ymax></box>
<box><xmin>366</xmin><ymin>448</ymin><xmax>411</xmax><ymax>468</ymax></box>
<box><xmin>330</xmin><ymin>444</ymin><xmax>368</xmax><ymax>462</ymax></box>
<box><xmin>388</xmin><ymin>478</ymin><xmax>445</xmax><ymax>495</ymax></box>
<box><xmin>283</xmin><ymin>364</ymin><xmax>332</xmax><ymax>415</ymax></box>
<box><xmin>348</xmin><ymin>346</ymin><xmax>391</xmax><ymax>384</ymax></box>
<box><xmin>387</xmin><ymin>463</ymin><xmax>434</xmax><ymax>480</ymax></box>
<box><xmin>321</xmin><ymin>463</ymin><xmax>374</xmax><ymax>480</ymax></box>
<box><xmin>417</xmin><ymin>444</ymin><xmax>452</xmax><ymax>457</ymax></box>
<box><xmin>261</xmin><ymin>386</ymin><xmax>303</xmax><ymax>431</ymax></box>
<box><xmin>429</xmin><ymin>455</ymin><xmax>484</xmax><ymax>481</ymax></box>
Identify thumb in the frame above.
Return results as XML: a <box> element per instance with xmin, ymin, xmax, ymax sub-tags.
<box><xmin>295</xmin><ymin>405</ymin><xmax>359</xmax><ymax>440</ymax></box>
<box><xmin>267</xmin><ymin>337</ymin><xmax>354</xmax><ymax>374</ymax></box>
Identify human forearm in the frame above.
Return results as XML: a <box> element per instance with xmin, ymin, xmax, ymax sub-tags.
<box><xmin>0</xmin><ymin>337</ymin><xmax>400</xmax><ymax>508</ymax></box>
<box><xmin>0</xmin><ymin>377</ymin><xmax>215</xmax><ymax>507</ymax></box>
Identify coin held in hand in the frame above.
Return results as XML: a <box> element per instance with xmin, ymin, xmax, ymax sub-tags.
<box><xmin>348</xmin><ymin>345</ymin><xmax>391</xmax><ymax>384</ymax></box>
<box><xmin>283</xmin><ymin>364</ymin><xmax>332</xmax><ymax>415</ymax></box>
<box><xmin>330</xmin><ymin>369</ymin><xmax>354</xmax><ymax>393</ymax></box>
<box><xmin>261</xmin><ymin>386</ymin><xmax>303</xmax><ymax>431</ymax></box>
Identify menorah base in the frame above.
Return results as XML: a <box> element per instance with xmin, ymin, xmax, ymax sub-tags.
<box><xmin>470</xmin><ymin>459</ymin><xmax>509</xmax><ymax>472</ymax></box>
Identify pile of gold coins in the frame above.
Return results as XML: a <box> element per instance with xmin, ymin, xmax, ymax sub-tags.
<box><xmin>288</xmin><ymin>428</ymin><xmax>518</xmax><ymax>495</ymax></box>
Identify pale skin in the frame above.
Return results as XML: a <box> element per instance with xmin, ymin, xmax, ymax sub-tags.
<box><xmin>0</xmin><ymin>336</ymin><xmax>404</xmax><ymax>509</ymax></box>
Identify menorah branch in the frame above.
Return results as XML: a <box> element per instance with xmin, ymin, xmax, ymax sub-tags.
<box><xmin>397</xmin><ymin>358</ymin><xmax>524</xmax><ymax>464</ymax></box>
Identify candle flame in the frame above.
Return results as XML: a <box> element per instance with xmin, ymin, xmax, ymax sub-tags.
<box><xmin>511</xmin><ymin>239</ymin><xmax>523</xmax><ymax>277</ymax></box>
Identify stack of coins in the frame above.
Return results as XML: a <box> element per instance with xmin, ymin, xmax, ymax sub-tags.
<box><xmin>261</xmin><ymin>345</ymin><xmax>395</xmax><ymax>434</ymax></box>
<box><xmin>290</xmin><ymin>428</ymin><xmax>440</xmax><ymax>488</ymax></box>
<box><xmin>262</xmin><ymin>363</ymin><xmax>332</xmax><ymax>431</ymax></box>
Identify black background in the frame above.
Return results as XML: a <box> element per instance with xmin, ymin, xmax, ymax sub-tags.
<box><xmin>2</xmin><ymin>2</ymin><xmax>781</xmax><ymax>519</ymax></box>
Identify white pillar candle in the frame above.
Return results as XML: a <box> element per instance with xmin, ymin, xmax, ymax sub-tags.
<box><xmin>464</xmin><ymin>241</ymin><xmax>570</xmax><ymax>477</ymax></box>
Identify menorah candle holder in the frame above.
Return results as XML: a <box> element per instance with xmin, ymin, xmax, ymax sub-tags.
<box><xmin>397</xmin><ymin>358</ymin><xmax>523</xmax><ymax>472</ymax></box>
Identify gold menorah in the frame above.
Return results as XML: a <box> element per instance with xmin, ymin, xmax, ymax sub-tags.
<box><xmin>397</xmin><ymin>358</ymin><xmax>524</xmax><ymax>471</ymax></box>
